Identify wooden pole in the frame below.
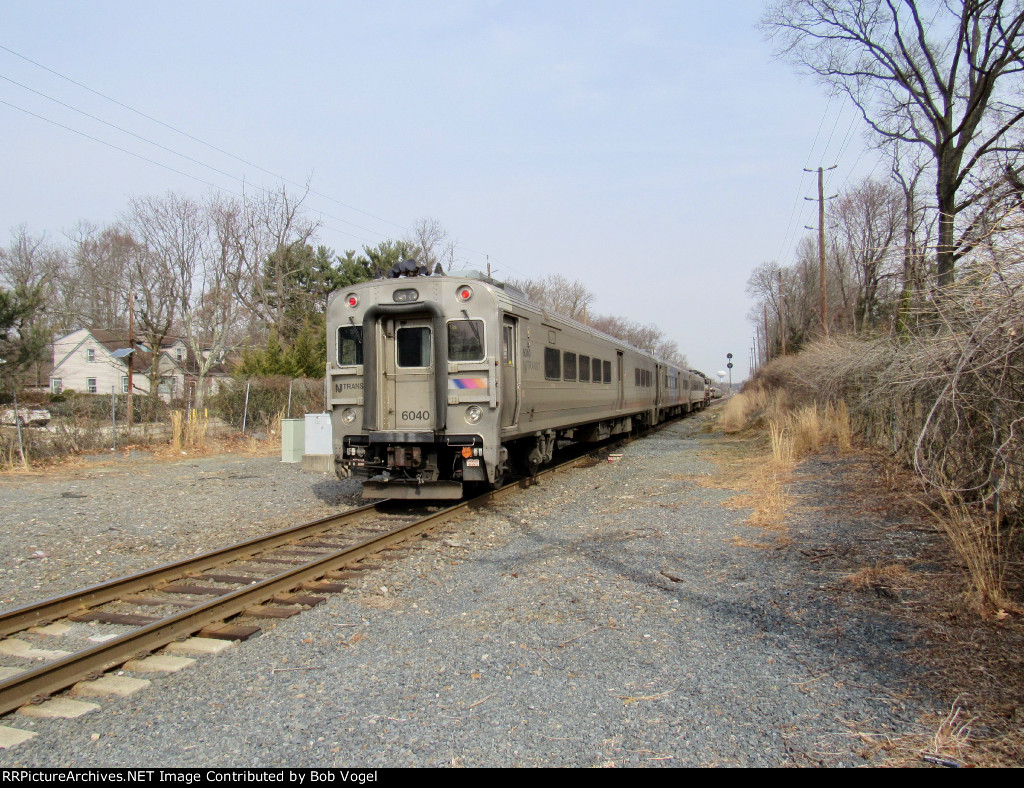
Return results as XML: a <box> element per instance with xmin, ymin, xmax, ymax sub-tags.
<box><xmin>818</xmin><ymin>166</ymin><xmax>828</xmax><ymax>335</ymax></box>
<box><xmin>778</xmin><ymin>270</ymin><xmax>787</xmax><ymax>356</ymax></box>
<box><xmin>763</xmin><ymin>303</ymin><xmax>770</xmax><ymax>363</ymax></box>
<box><xmin>127</xmin><ymin>290</ymin><xmax>134</xmax><ymax>429</ymax></box>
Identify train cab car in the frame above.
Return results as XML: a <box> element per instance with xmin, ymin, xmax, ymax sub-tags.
<box><xmin>326</xmin><ymin>267</ymin><xmax>692</xmax><ymax>500</ymax></box>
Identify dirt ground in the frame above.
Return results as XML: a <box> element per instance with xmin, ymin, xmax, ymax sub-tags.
<box><xmin>697</xmin><ymin>412</ymin><xmax>1024</xmax><ymax>767</ymax></box>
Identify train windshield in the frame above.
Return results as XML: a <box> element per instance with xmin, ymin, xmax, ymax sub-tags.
<box><xmin>337</xmin><ymin>327</ymin><xmax>363</xmax><ymax>365</ymax></box>
<box><xmin>447</xmin><ymin>320</ymin><xmax>485</xmax><ymax>362</ymax></box>
<box><xmin>397</xmin><ymin>326</ymin><xmax>431</xmax><ymax>367</ymax></box>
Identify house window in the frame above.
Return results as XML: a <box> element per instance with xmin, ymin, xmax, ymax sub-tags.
<box><xmin>122</xmin><ymin>376</ymin><xmax>129</xmax><ymax>394</ymax></box>
<box><xmin>50</xmin><ymin>378</ymin><xmax>62</xmax><ymax>394</ymax></box>
<box><xmin>86</xmin><ymin>348</ymin><xmax>96</xmax><ymax>363</ymax></box>
<box><xmin>175</xmin><ymin>347</ymin><xmax>185</xmax><ymax>362</ymax></box>
<box><xmin>87</xmin><ymin>378</ymin><xmax>97</xmax><ymax>394</ymax></box>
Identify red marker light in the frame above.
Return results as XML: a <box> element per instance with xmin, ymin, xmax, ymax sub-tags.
<box><xmin>346</xmin><ymin>294</ymin><xmax>358</xmax><ymax>308</ymax></box>
<box><xmin>457</xmin><ymin>286</ymin><xmax>473</xmax><ymax>302</ymax></box>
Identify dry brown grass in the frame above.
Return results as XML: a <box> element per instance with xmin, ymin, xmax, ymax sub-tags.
<box><xmin>728</xmin><ymin>535</ymin><xmax>775</xmax><ymax>550</ymax></box>
<box><xmin>185</xmin><ymin>409</ymin><xmax>209</xmax><ymax>448</ymax></box>
<box><xmin>769</xmin><ymin>419</ymin><xmax>796</xmax><ymax>470</ymax></box>
<box><xmin>718</xmin><ymin>393</ymin><xmax>755</xmax><ymax>433</ymax></box>
<box><xmin>0</xmin><ymin>439</ymin><xmax>30</xmax><ymax>471</ymax></box>
<box><xmin>829</xmin><ymin>400</ymin><xmax>853</xmax><ymax>452</ymax></box>
<box><xmin>921</xmin><ymin>491</ymin><xmax>1018</xmax><ymax>615</ymax></box>
<box><xmin>171</xmin><ymin>409</ymin><xmax>211</xmax><ymax>453</ymax></box>
<box><xmin>170</xmin><ymin>410</ymin><xmax>184</xmax><ymax>453</ymax></box>
<box><xmin>840</xmin><ymin>563</ymin><xmax>913</xmax><ymax>592</ymax></box>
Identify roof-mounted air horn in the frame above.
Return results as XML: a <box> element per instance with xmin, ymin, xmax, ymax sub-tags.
<box><xmin>387</xmin><ymin>258</ymin><xmax>431</xmax><ymax>278</ymax></box>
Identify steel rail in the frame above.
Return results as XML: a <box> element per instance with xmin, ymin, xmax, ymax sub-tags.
<box><xmin>0</xmin><ymin>499</ymin><xmax>474</xmax><ymax>716</ymax></box>
<box><xmin>0</xmin><ymin>501</ymin><xmax>387</xmax><ymax>638</ymax></box>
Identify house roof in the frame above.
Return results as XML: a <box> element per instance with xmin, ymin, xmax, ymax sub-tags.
<box><xmin>89</xmin><ymin>328</ymin><xmax>134</xmax><ymax>353</ymax></box>
<box><xmin>51</xmin><ymin>328</ymin><xmax>228</xmax><ymax>379</ymax></box>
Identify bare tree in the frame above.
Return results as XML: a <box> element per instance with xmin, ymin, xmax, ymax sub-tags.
<box><xmin>508</xmin><ymin>274</ymin><xmax>596</xmax><ymax>321</ymax></box>
<box><xmin>829</xmin><ymin>177</ymin><xmax>902</xmax><ymax>331</ymax></box>
<box><xmin>124</xmin><ymin>193</ymin><xmax>204</xmax><ymax>398</ymax></box>
<box><xmin>763</xmin><ymin>0</ymin><xmax>1024</xmax><ymax>286</ymax></box>
<box><xmin>180</xmin><ymin>195</ymin><xmax>248</xmax><ymax>404</ymax></box>
<box><xmin>0</xmin><ymin>225</ymin><xmax>64</xmax><ymax>294</ymax></box>
<box><xmin>885</xmin><ymin>141</ymin><xmax>935</xmax><ymax>323</ymax></box>
<box><xmin>228</xmin><ymin>184</ymin><xmax>320</xmax><ymax>335</ymax></box>
<box><xmin>63</xmin><ymin>222</ymin><xmax>138</xmax><ymax>334</ymax></box>
<box><xmin>405</xmin><ymin>217</ymin><xmax>455</xmax><ymax>273</ymax></box>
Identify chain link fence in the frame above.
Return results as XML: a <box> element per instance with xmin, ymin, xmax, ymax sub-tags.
<box><xmin>1</xmin><ymin>376</ymin><xmax>326</xmax><ymax>465</ymax></box>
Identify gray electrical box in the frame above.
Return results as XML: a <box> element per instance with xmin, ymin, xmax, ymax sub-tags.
<box><xmin>304</xmin><ymin>413</ymin><xmax>332</xmax><ymax>454</ymax></box>
<box><xmin>301</xmin><ymin>413</ymin><xmax>334</xmax><ymax>473</ymax></box>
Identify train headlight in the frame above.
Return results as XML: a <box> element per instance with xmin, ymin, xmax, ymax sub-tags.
<box><xmin>464</xmin><ymin>405</ymin><xmax>482</xmax><ymax>424</ymax></box>
<box><xmin>393</xmin><ymin>288</ymin><xmax>419</xmax><ymax>303</ymax></box>
<box><xmin>345</xmin><ymin>293</ymin><xmax>359</xmax><ymax>308</ymax></box>
<box><xmin>341</xmin><ymin>407</ymin><xmax>358</xmax><ymax>425</ymax></box>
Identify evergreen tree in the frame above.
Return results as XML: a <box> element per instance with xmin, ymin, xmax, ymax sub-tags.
<box><xmin>0</xmin><ymin>285</ymin><xmax>47</xmax><ymax>389</ymax></box>
<box><xmin>286</xmin><ymin>318</ymin><xmax>325</xmax><ymax>378</ymax></box>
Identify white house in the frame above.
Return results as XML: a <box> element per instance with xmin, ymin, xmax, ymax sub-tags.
<box><xmin>49</xmin><ymin>329</ymin><xmax>230</xmax><ymax>403</ymax></box>
<box><xmin>50</xmin><ymin>329</ymin><xmax>143</xmax><ymax>397</ymax></box>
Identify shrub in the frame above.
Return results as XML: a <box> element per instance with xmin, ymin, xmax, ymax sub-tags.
<box><xmin>211</xmin><ymin>376</ymin><xmax>324</xmax><ymax>431</ymax></box>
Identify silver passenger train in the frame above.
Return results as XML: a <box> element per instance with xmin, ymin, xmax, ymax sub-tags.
<box><xmin>326</xmin><ymin>267</ymin><xmax>708</xmax><ymax>499</ymax></box>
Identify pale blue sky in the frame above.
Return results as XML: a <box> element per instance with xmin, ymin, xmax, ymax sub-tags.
<box><xmin>2</xmin><ymin>1</ymin><xmax>877</xmax><ymax>377</ymax></box>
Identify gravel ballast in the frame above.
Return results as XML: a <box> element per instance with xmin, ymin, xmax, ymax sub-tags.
<box><xmin>0</xmin><ymin>415</ymin><xmax>944</xmax><ymax>766</ymax></box>
<box><xmin>0</xmin><ymin>450</ymin><xmax>363</xmax><ymax>611</ymax></box>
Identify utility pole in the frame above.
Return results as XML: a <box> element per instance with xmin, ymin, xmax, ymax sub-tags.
<box><xmin>777</xmin><ymin>269</ymin><xmax>787</xmax><ymax>356</ymax></box>
<box><xmin>763</xmin><ymin>303</ymin><xmax>770</xmax><ymax>364</ymax></box>
<box><xmin>805</xmin><ymin>165</ymin><xmax>837</xmax><ymax>336</ymax></box>
<box><xmin>127</xmin><ymin>291</ymin><xmax>135</xmax><ymax>429</ymax></box>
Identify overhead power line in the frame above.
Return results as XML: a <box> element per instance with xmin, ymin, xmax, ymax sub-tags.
<box><xmin>0</xmin><ymin>43</ymin><xmax>408</xmax><ymax>236</ymax></box>
<box><xmin>0</xmin><ymin>99</ymin><xmax>378</xmax><ymax>247</ymax></box>
<box><xmin>0</xmin><ymin>42</ymin><xmax>499</xmax><ymax>266</ymax></box>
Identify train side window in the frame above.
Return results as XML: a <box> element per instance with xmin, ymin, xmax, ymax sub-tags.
<box><xmin>397</xmin><ymin>327</ymin><xmax>431</xmax><ymax>367</ymax></box>
<box><xmin>338</xmin><ymin>326</ymin><xmax>363</xmax><ymax>365</ymax></box>
<box><xmin>563</xmin><ymin>352</ymin><xmax>577</xmax><ymax>381</ymax></box>
<box><xmin>635</xmin><ymin>368</ymin><xmax>640</xmax><ymax>387</ymax></box>
<box><xmin>603</xmin><ymin>360</ymin><xmax>611</xmax><ymax>383</ymax></box>
<box><xmin>503</xmin><ymin>325</ymin><xmax>513</xmax><ymax>365</ymax></box>
<box><xmin>544</xmin><ymin>347</ymin><xmax>561</xmax><ymax>380</ymax></box>
<box><xmin>592</xmin><ymin>358</ymin><xmax>601</xmax><ymax>383</ymax></box>
<box><xmin>579</xmin><ymin>355</ymin><xmax>590</xmax><ymax>382</ymax></box>
<box><xmin>447</xmin><ymin>319</ymin><xmax>485</xmax><ymax>362</ymax></box>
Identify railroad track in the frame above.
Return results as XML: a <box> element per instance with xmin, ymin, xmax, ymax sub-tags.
<box><xmin>0</xmin><ymin>498</ymin><xmax>469</xmax><ymax>717</ymax></box>
<box><xmin>0</xmin><ymin>420</ymin><xmax>685</xmax><ymax>719</ymax></box>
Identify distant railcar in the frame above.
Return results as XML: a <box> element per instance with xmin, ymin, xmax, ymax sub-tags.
<box><xmin>326</xmin><ymin>269</ymin><xmax>704</xmax><ymax>499</ymax></box>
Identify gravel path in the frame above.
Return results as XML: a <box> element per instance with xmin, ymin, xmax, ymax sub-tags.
<box><xmin>0</xmin><ymin>413</ymin><xmax>939</xmax><ymax>766</ymax></box>
<box><xmin>0</xmin><ymin>450</ymin><xmax>363</xmax><ymax>613</ymax></box>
